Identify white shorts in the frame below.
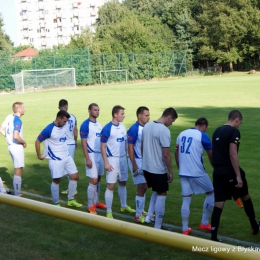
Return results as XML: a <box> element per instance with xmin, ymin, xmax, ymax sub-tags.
<box><xmin>67</xmin><ymin>144</ymin><xmax>76</xmax><ymax>159</ymax></box>
<box><xmin>128</xmin><ymin>157</ymin><xmax>146</xmax><ymax>185</ymax></box>
<box><xmin>86</xmin><ymin>153</ymin><xmax>104</xmax><ymax>178</ymax></box>
<box><xmin>8</xmin><ymin>144</ymin><xmax>24</xmax><ymax>168</ymax></box>
<box><xmin>49</xmin><ymin>155</ymin><xmax>77</xmax><ymax>179</ymax></box>
<box><xmin>106</xmin><ymin>156</ymin><xmax>128</xmax><ymax>183</ymax></box>
<box><xmin>180</xmin><ymin>175</ymin><xmax>213</xmax><ymax>196</ymax></box>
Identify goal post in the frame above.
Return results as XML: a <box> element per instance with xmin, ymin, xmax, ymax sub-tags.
<box><xmin>11</xmin><ymin>68</ymin><xmax>76</xmax><ymax>93</ymax></box>
<box><xmin>99</xmin><ymin>69</ymin><xmax>128</xmax><ymax>85</ymax></box>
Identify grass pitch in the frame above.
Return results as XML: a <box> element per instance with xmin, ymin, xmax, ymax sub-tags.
<box><xmin>0</xmin><ymin>72</ymin><xmax>260</xmax><ymax>259</ymax></box>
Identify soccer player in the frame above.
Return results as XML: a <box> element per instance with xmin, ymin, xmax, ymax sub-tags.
<box><xmin>80</xmin><ymin>103</ymin><xmax>106</xmax><ymax>214</ymax></box>
<box><xmin>58</xmin><ymin>99</ymin><xmax>78</xmax><ymax>195</ymax></box>
<box><xmin>35</xmin><ymin>110</ymin><xmax>82</xmax><ymax>207</ymax></box>
<box><xmin>142</xmin><ymin>107</ymin><xmax>178</xmax><ymax>229</ymax></box>
<box><xmin>127</xmin><ymin>106</ymin><xmax>150</xmax><ymax>223</ymax></box>
<box><xmin>211</xmin><ymin>110</ymin><xmax>260</xmax><ymax>242</ymax></box>
<box><xmin>0</xmin><ymin>102</ymin><xmax>26</xmax><ymax>196</ymax></box>
<box><xmin>101</xmin><ymin>105</ymin><xmax>135</xmax><ymax>218</ymax></box>
<box><xmin>175</xmin><ymin>117</ymin><xmax>214</xmax><ymax>235</ymax></box>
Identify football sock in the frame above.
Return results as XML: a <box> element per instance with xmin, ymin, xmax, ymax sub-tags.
<box><xmin>87</xmin><ymin>183</ymin><xmax>96</xmax><ymax>207</ymax></box>
<box><xmin>118</xmin><ymin>184</ymin><xmax>127</xmax><ymax>208</ymax></box>
<box><xmin>95</xmin><ymin>181</ymin><xmax>101</xmax><ymax>204</ymax></box>
<box><xmin>201</xmin><ymin>193</ymin><xmax>214</xmax><ymax>225</ymax></box>
<box><xmin>211</xmin><ymin>206</ymin><xmax>223</xmax><ymax>240</ymax></box>
<box><xmin>68</xmin><ymin>180</ymin><xmax>77</xmax><ymax>200</ymax></box>
<box><xmin>242</xmin><ymin>197</ymin><xmax>258</xmax><ymax>230</ymax></box>
<box><xmin>181</xmin><ymin>197</ymin><xmax>191</xmax><ymax>231</ymax></box>
<box><xmin>147</xmin><ymin>192</ymin><xmax>157</xmax><ymax>218</ymax></box>
<box><xmin>13</xmin><ymin>175</ymin><xmax>21</xmax><ymax>196</ymax></box>
<box><xmin>51</xmin><ymin>182</ymin><xmax>59</xmax><ymax>204</ymax></box>
<box><xmin>136</xmin><ymin>195</ymin><xmax>145</xmax><ymax>217</ymax></box>
<box><xmin>105</xmin><ymin>188</ymin><xmax>113</xmax><ymax>212</ymax></box>
<box><xmin>154</xmin><ymin>195</ymin><xmax>166</xmax><ymax>229</ymax></box>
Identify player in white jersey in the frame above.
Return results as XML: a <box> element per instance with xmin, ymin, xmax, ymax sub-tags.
<box><xmin>80</xmin><ymin>103</ymin><xmax>106</xmax><ymax>215</ymax></box>
<box><xmin>142</xmin><ymin>107</ymin><xmax>178</xmax><ymax>229</ymax></box>
<box><xmin>101</xmin><ymin>105</ymin><xmax>135</xmax><ymax>219</ymax></box>
<box><xmin>58</xmin><ymin>99</ymin><xmax>78</xmax><ymax>195</ymax></box>
<box><xmin>35</xmin><ymin>110</ymin><xmax>82</xmax><ymax>207</ymax></box>
<box><xmin>127</xmin><ymin>106</ymin><xmax>150</xmax><ymax>223</ymax></box>
<box><xmin>174</xmin><ymin>117</ymin><xmax>214</xmax><ymax>235</ymax></box>
<box><xmin>0</xmin><ymin>102</ymin><xmax>26</xmax><ymax>196</ymax></box>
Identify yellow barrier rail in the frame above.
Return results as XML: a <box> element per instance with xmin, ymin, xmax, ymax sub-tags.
<box><xmin>0</xmin><ymin>194</ymin><xmax>259</xmax><ymax>259</ymax></box>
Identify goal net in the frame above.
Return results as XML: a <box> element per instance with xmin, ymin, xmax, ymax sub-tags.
<box><xmin>11</xmin><ymin>68</ymin><xmax>76</xmax><ymax>93</ymax></box>
<box><xmin>99</xmin><ymin>70</ymin><xmax>128</xmax><ymax>85</ymax></box>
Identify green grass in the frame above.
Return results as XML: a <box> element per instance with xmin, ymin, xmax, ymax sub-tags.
<box><xmin>1</xmin><ymin>72</ymin><xmax>260</xmax><ymax>259</ymax></box>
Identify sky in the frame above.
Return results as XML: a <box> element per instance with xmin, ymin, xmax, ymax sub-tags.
<box><xmin>0</xmin><ymin>0</ymin><xmax>17</xmax><ymax>45</ymax></box>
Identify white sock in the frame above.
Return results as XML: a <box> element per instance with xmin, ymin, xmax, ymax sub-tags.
<box><xmin>143</xmin><ymin>193</ymin><xmax>146</xmax><ymax>212</ymax></box>
<box><xmin>154</xmin><ymin>195</ymin><xmax>166</xmax><ymax>229</ymax></box>
<box><xmin>147</xmin><ymin>192</ymin><xmax>157</xmax><ymax>218</ymax></box>
<box><xmin>51</xmin><ymin>182</ymin><xmax>59</xmax><ymax>204</ymax></box>
<box><xmin>68</xmin><ymin>180</ymin><xmax>77</xmax><ymax>200</ymax></box>
<box><xmin>136</xmin><ymin>195</ymin><xmax>145</xmax><ymax>217</ymax></box>
<box><xmin>181</xmin><ymin>197</ymin><xmax>191</xmax><ymax>231</ymax></box>
<box><xmin>118</xmin><ymin>185</ymin><xmax>127</xmax><ymax>208</ymax></box>
<box><xmin>87</xmin><ymin>183</ymin><xmax>96</xmax><ymax>207</ymax></box>
<box><xmin>201</xmin><ymin>193</ymin><xmax>214</xmax><ymax>225</ymax></box>
<box><xmin>95</xmin><ymin>182</ymin><xmax>101</xmax><ymax>204</ymax></box>
<box><xmin>105</xmin><ymin>188</ymin><xmax>113</xmax><ymax>212</ymax></box>
<box><xmin>13</xmin><ymin>175</ymin><xmax>21</xmax><ymax>196</ymax></box>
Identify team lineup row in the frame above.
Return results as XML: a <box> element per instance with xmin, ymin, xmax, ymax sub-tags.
<box><xmin>0</xmin><ymin>101</ymin><xmax>259</xmax><ymax>242</ymax></box>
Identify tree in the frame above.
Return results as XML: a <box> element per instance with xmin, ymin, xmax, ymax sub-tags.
<box><xmin>0</xmin><ymin>17</ymin><xmax>13</xmax><ymax>51</ymax></box>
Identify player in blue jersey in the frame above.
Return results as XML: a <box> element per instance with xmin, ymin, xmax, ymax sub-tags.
<box><xmin>175</xmin><ymin>117</ymin><xmax>214</xmax><ymax>235</ymax></box>
<box><xmin>35</xmin><ymin>110</ymin><xmax>82</xmax><ymax>207</ymax></box>
<box><xmin>142</xmin><ymin>107</ymin><xmax>178</xmax><ymax>229</ymax></box>
<box><xmin>58</xmin><ymin>99</ymin><xmax>79</xmax><ymax>195</ymax></box>
<box><xmin>80</xmin><ymin>103</ymin><xmax>106</xmax><ymax>215</ymax></box>
<box><xmin>127</xmin><ymin>106</ymin><xmax>150</xmax><ymax>223</ymax></box>
<box><xmin>0</xmin><ymin>102</ymin><xmax>26</xmax><ymax>196</ymax></box>
<box><xmin>211</xmin><ymin>110</ymin><xmax>260</xmax><ymax>242</ymax></box>
<box><xmin>101</xmin><ymin>105</ymin><xmax>135</xmax><ymax>218</ymax></box>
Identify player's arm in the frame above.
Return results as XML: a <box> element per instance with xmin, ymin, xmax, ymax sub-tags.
<box><xmin>229</xmin><ymin>143</ymin><xmax>242</xmax><ymax>188</ymax></box>
<box><xmin>205</xmin><ymin>149</ymin><xmax>214</xmax><ymax>167</ymax></box>
<box><xmin>163</xmin><ymin>147</ymin><xmax>173</xmax><ymax>183</ymax></box>
<box><xmin>101</xmin><ymin>142</ymin><xmax>113</xmax><ymax>172</ymax></box>
<box><xmin>174</xmin><ymin>145</ymin><xmax>179</xmax><ymax>169</ymax></box>
<box><xmin>35</xmin><ymin>139</ymin><xmax>45</xmax><ymax>160</ymax></box>
<box><xmin>128</xmin><ymin>143</ymin><xmax>138</xmax><ymax>172</ymax></box>
<box><xmin>0</xmin><ymin>126</ymin><xmax>6</xmax><ymax>136</ymax></box>
<box><xmin>81</xmin><ymin>137</ymin><xmax>92</xmax><ymax>168</ymax></box>
<box><xmin>74</xmin><ymin>125</ymin><xmax>78</xmax><ymax>149</ymax></box>
<box><xmin>13</xmin><ymin>130</ymin><xmax>27</xmax><ymax>148</ymax></box>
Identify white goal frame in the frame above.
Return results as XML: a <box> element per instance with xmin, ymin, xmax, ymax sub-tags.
<box><xmin>99</xmin><ymin>69</ymin><xmax>128</xmax><ymax>85</ymax></box>
<box><xmin>11</xmin><ymin>68</ymin><xmax>76</xmax><ymax>93</ymax></box>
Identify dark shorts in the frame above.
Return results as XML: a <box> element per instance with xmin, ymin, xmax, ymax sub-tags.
<box><xmin>143</xmin><ymin>170</ymin><xmax>169</xmax><ymax>192</ymax></box>
<box><xmin>213</xmin><ymin>167</ymin><xmax>248</xmax><ymax>202</ymax></box>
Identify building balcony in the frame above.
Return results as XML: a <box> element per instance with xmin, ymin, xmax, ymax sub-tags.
<box><xmin>73</xmin><ymin>11</ymin><xmax>79</xmax><ymax>17</ymax></box>
<box><xmin>73</xmin><ymin>19</ymin><xmax>79</xmax><ymax>26</ymax></box>
<box><xmin>56</xmin><ymin>3</ymin><xmax>61</xmax><ymax>9</ymax></box>
<box><xmin>56</xmin><ymin>12</ymin><xmax>62</xmax><ymax>18</ymax></box>
<box><xmin>40</xmin><ymin>22</ymin><xmax>45</xmax><ymax>28</ymax></box>
<box><xmin>39</xmin><ymin>14</ymin><xmax>45</xmax><ymax>19</ymax></box>
<box><xmin>22</xmin><ymin>15</ymin><xmax>28</xmax><ymax>21</ymax></box>
<box><xmin>21</xmin><ymin>0</ymin><xmax>26</xmax><ymax>2</ymax></box>
<box><xmin>90</xmin><ymin>11</ymin><xmax>96</xmax><ymax>17</ymax></box>
<box><xmin>21</xmin><ymin>5</ymin><xmax>27</xmax><ymax>11</ymax></box>
<box><xmin>57</xmin><ymin>21</ymin><xmax>63</xmax><ymax>27</ymax></box>
<box><xmin>41</xmin><ymin>32</ymin><xmax>46</xmax><ymax>37</ymax></box>
<box><xmin>74</xmin><ymin>30</ymin><xmax>80</xmax><ymax>36</ymax></box>
<box><xmin>38</xmin><ymin>3</ymin><xmax>44</xmax><ymax>10</ymax></box>
<box><xmin>23</xmin><ymin>32</ymin><xmax>29</xmax><ymax>38</ymax></box>
<box><xmin>57</xmin><ymin>31</ymin><xmax>63</xmax><ymax>36</ymax></box>
<box><xmin>41</xmin><ymin>41</ymin><xmax>47</xmax><ymax>46</ymax></box>
<box><xmin>23</xmin><ymin>23</ymin><xmax>28</xmax><ymax>29</ymax></box>
<box><xmin>90</xmin><ymin>2</ymin><xmax>95</xmax><ymax>7</ymax></box>
<box><xmin>72</xmin><ymin>2</ymin><xmax>78</xmax><ymax>8</ymax></box>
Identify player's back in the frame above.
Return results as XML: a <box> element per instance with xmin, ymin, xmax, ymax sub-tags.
<box><xmin>65</xmin><ymin>113</ymin><xmax>77</xmax><ymax>145</ymax></box>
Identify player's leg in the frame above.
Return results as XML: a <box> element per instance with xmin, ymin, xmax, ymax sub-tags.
<box><xmin>180</xmin><ymin>177</ymin><xmax>192</xmax><ymax>235</ymax></box>
<box><xmin>52</xmin><ymin>177</ymin><xmax>62</xmax><ymax>205</ymax></box>
<box><xmin>9</xmin><ymin>145</ymin><xmax>24</xmax><ymax>196</ymax></box>
<box><xmin>119</xmin><ymin>156</ymin><xmax>135</xmax><ymax>213</ymax></box>
<box><xmin>94</xmin><ymin>153</ymin><xmax>106</xmax><ymax>209</ymax></box>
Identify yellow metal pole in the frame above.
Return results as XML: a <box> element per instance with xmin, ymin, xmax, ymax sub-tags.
<box><xmin>0</xmin><ymin>194</ymin><xmax>259</xmax><ymax>259</ymax></box>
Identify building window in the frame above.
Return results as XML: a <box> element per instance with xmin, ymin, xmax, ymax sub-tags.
<box><xmin>30</xmin><ymin>38</ymin><xmax>34</xmax><ymax>42</ymax></box>
<box><xmin>53</xmin><ymin>19</ymin><xmax>57</xmax><ymax>23</ymax></box>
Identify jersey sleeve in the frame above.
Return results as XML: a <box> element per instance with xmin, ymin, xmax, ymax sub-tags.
<box><xmin>127</xmin><ymin>124</ymin><xmax>138</xmax><ymax>144</ymax></box>
<box><xmin>13</xmin><ymin>116</ymin><xmax>22</xmax><ymax>132</ymax></box>
<box><xmin>37</xmin><ymin>124</ymin><xmax>54</xmax><ymax>142</ymax></box>
<box><xmin>229</xmin><ymin>128</ymin><xmax>240</xmax><ymax>145</ymax></box>
<box><xmin>100</xmin><ymin>123</ymin><xmax>111</xmax><ymax>143</ymax></box>
<box><xmin>80</xmin><ymin>120</ymin><xmax>89</xmax><ymax>139</ymax></box>
<box><xmin>160</xmin><ymin>127</ymin><xmax>171</xmax><ymax>148</ymax></box>
<box><xmin>201</xmin><ymin>132</ymin><xmax>212</xmax><ymax>150</ymax></box>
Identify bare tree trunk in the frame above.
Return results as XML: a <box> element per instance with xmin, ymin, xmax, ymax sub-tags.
<box><xmin>229</xmin><ymin>61</ymin><xmax>233</xmax><ymax>72</ymax></box>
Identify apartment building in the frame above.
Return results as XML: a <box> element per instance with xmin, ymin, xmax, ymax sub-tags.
<box><xmin>2</xmin><ymin>0</ymin><xmax>110</xmax><ymax>49</ymax></box>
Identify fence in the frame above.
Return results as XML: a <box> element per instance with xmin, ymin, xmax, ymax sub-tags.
<box><xmin>0</xmin><ymin>48</ymin><xmax>187</xmax><ymax>90</ymax></box>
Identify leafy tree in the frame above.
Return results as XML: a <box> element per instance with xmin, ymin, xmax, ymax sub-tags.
<box><xmin>0</xmin><ymin>17</ymin><xmax>13</xmax><ymax>51</ymax></box>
